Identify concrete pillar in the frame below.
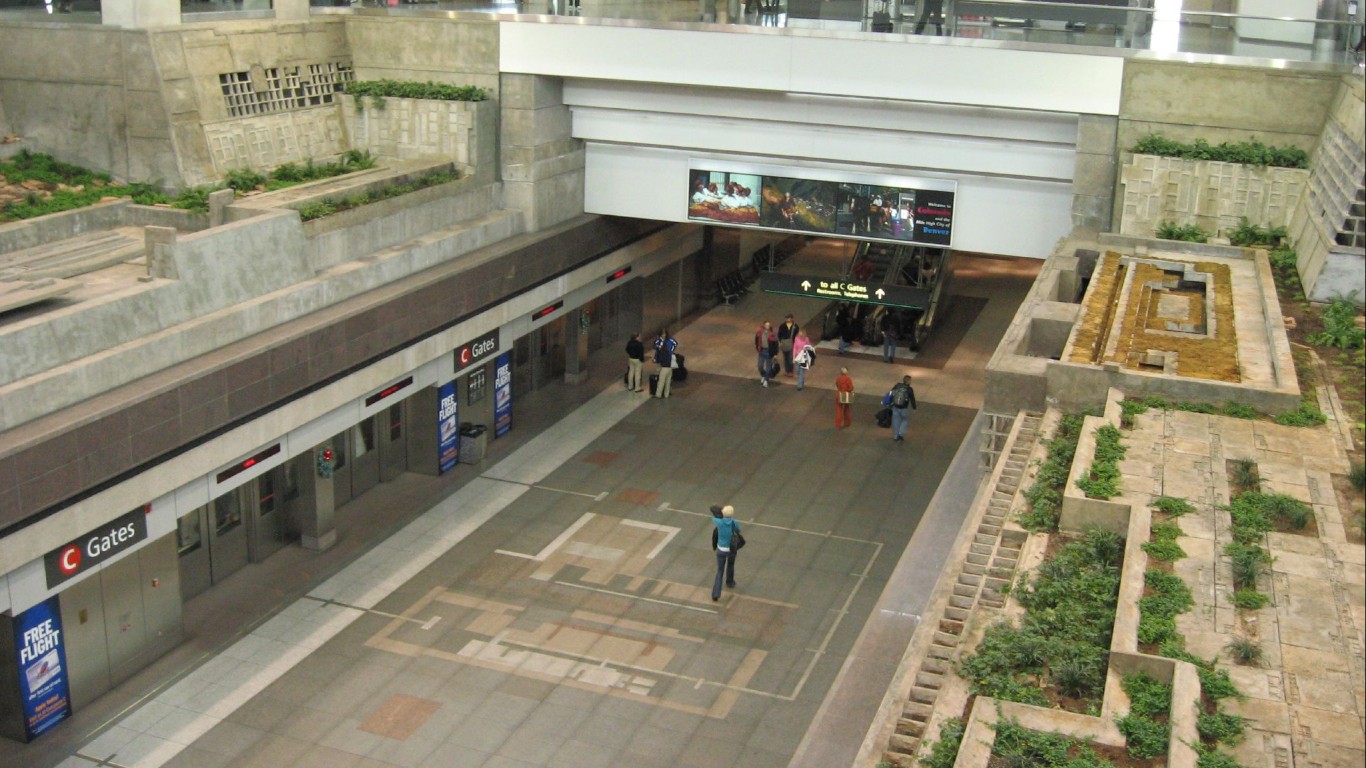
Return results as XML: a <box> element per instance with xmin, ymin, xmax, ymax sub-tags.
<box><xmin>299</xmin><ymin>445</ymin><xmax>337</xmax><ymax>552</ymax></box>
<box><xmin>564</xmin><ymin>308</ymin><xmax>590</xmax><ymax>384</ymax></box>
<box><xmin>144</xmin><ymin>226</ymin><xmax>177</xmax><ymax>280</ymax></box>
<box><xmin>499</xmin><ymin>74</ymin><xmax>585</xmax><ymax>232</ymax></box>
<box><xmin>208</xmin><ymin>188</ymin><xmax>234</xmax><ymax>228</ymax></box>
<box><xmin>101</xmin><ymin>0</ymin><xmax>180</xmax><ymax>28</ymax></box>
<box><xmin>407</xmin><ymin>387</ymin><xmax>442</xmax><ymax>476</ymax></box>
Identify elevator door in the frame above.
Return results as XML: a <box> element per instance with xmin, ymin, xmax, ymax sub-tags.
<box><xmin>208</xmin><ymin>491</ymin><xmax>248</xmax><ymax>582</ymax></box>
<box><xmin>248</xmin><ymin>465</ymin><xmax>289</xmax><ymax>562</ymax></box>
<box><xmin>177</xmin><ymin>507</ymin><xmax>212</xmax><ymax>601</ymax></box>
<box><xmin>349</xmin><ymin>417</ymin><xmax>381</xmax><ymax>499</ymax></box>
<box><xmin>379</xmin><ymin>401</ymin><xmax>408</xmax><ymax>481</ymax></box>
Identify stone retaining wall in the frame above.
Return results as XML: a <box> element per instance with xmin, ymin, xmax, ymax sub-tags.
<box><xmin>1119</xmin><ymin>153</ymin><xmax>1309</xmax><ymax>240</ymax></box>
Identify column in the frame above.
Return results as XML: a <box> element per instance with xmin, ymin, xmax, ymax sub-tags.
<box><xmin>298</xmin><ymin>445</ymin><xmax>337</xmax><ymax>552</ymax></box>
<box><xmin>564</xmin><ymin>308</ymin><xmax>590</xmax><ymax>384</ymax></box>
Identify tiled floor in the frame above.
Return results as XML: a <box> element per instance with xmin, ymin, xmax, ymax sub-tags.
<box><xmin>9</xmin><ymin>246</ymin><xmax>1038</xmax><ymax>768</ymax></box>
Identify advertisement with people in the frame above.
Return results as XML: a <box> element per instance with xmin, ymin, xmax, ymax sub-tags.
<box><xmin>13</xmin><ymin>597</ymin><xmax>71</xmax><ymax>740</ymax></box>
<box><xmin>688</xmin><ymin>167</ymin><xmax>954</xmax><ymax>248</ymax></box>
<box><xmin>493</xmin><ymin>353</ymin><xmax>512</xmax><ymax>438</ymax></box>
<box><xmin>438</xmin><ymin>381</ymin><xmax>458</xmax><ymax>474</ymax></box>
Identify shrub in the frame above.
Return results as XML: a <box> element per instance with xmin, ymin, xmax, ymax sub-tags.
<box><xmin>1227</xmin><ymin>458</ymin><xmax>1259</xmax><ymax>493</ymax></box>
<box><xmin>919</xmin><ymin>717</ymin><xmax>965</xmax><ymax>768</ymax></box>
<box><xmin>1077</xmin><ymin>425</ymin><xmax>1125</xmax><ymax>500</ymax></box>
<box><xmin>1054</xmin><ymin>656</ymin><xmax>1104</xmax><ymax>698</ymax></box>
<box><xmin>1225</xmin><ymin>636</ymin><xmax>1262</xmax><ymax>664</ymax></box>
<box><xmin>1157</xmin><ymin>220</ymin><xmax>1210</xmax><ymax>243</ymax></box>
<box><xmin>1151</xmin><ymin>496</ymin><xmax>1195</xmax><ymax>517</ymax></box>
<box><xmin>1195</xmin><ymin>744</ymin><xmax>1245</xmax><ymax>768</ymax></box>
<box><xmin>1138</xmin><ymin>569</ymin><xmax>1193</xmax><ymax>646</ymax></box>
<box><xmin>1143</xmin><ymin>538</ymin><xmax>1186</xmax><ymax>562</ymax></box>
<box><xmin>1275</xmin><ymin>403</ymin><xmax>1327</xmax><ymax>427</ymax></box>
<box><xmin>1230</xmin><ymin>588</ymin><xmax>1269</xmax><ymax>611</ymax></box>
<box><xmin>1225</xmin><ymin>542</ymin><xmax>1270</xmax><ymax>589</ymax></box>
<box><xmin>1219</xmin><ymin>401</ymin><xmax>1259</xmax><ymax>419</ymax></box>
<box><xmin>224</xmin><ymin>168</ymin><xmax>266</xmax><ymax>192</ymax></box>
<box><xmin>345</xmin><ymin>78</ymin><xmax>490</xmax><ymax>110</ymax></box>
<box><xmin>1117</xmin><ymin>712</ymin><xmax>1169</xmax><ymax>759</ymax></box>
<box><xmin>1227</xmin><ymin>217</ymin><xmax>1287</xmax><ymax>247</ymax></box>
<box><xmin>1018</xmin><ymin>413</ymin><xmax>1086</xmax><ymax>532</ymax></box>
<box><xmin>1132</xmin><ymin>133</ymin><xmax>1309</xmax><ymax>169</ymax></box>
<box><xmin>1308</xmin><ymin>296</ymin><xmax>1365</xmax><ymax>350</ymax></box>
<box><xmin>1198</xmin><ymin>665</ymin><xmax>1243</xmax><ymax>702</ymax></box>
<box><xmin>1268</xmin><ymin>246</ymin><xmax>1297</xmax><ymax>272</ymax></box>
<box><xmin>1350</xmin><ymin>462</ymin><xmax>1366</xmax><ymax>492</ymax></box>
<box><xmin>1197</xmin><ymin>711</ymin><xmax>1247</xmax><ymax>746</ymax></box>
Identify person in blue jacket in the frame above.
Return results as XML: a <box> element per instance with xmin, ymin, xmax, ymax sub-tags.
<box><xmin>710</xmin><ymin>504</ymin><xmax>741</xmax><ymax>601</ymax></box>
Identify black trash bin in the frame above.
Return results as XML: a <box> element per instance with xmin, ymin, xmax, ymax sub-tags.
<box><xmin>459</xmin><ymin>423</ymin><xmax>488</xmax><ymax>464</ymax></box>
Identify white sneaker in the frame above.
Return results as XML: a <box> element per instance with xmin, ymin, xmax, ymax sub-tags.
<box><xmin>762</xmin><ymin>379</ymin><xmax>768</xmax><ymax>387</ymax></box>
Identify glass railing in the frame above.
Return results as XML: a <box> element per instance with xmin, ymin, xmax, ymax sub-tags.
<box><xmin>2</xmin><ymin>0</ymin><xmax>1361</xmax><ymax>68</ymax></box>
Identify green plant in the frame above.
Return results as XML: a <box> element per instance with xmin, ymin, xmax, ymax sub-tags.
<box><xmin>1197</xmin><ymin>665</ymin><xmax>1243</xmax><ymax>702</ymax></box>
<box><xmin>991</xmin><ymin>718</ymin><xmax>1116</xmax><ymax>768</ymax></box>
<box><xmin>1224</xmin><ymin>636</ymin><xmax>1262</xmax><ymax>664</ymax></box>
<box><xmin>1132</xmin><ymin>133</ymin><xmax>1309</xmax><ymax>169</ymax></box>
<box><xmin>1117</xmin><ymin>712</ymin><xmax>1169</xmax><ymax>759</ymax></box>
<box><xmin>1227</xmin><ymin>217</ymin><xmax>1287</xmax><ymax>247</ymax></box>
<box><xmin>1230</xmin><ymin>589</ymin><xmax>1269</xmax><ymax>611</ymax></box>
<box><xmin>1138</xmin><ymin>569</ymin><xmax>1193</xmax><ymax>646</ymax></box>
<box><xmin>1308</xmin><ymin>295</ymin><xmax>1365</xmax><ymax>350</ymax></box>
<box><xmin>1350</xmin><ymin>462</ymin><xmax>1366</xmax><ymax>493</ymax></box>
<box><xmin>1268</xmin><ymin>246</ymin><xmax>1297</xmax><ymax>272</ymax></box>
<box><xmin>1225</xmin><ymin>542</ymin><xmax>1270</xmax><ymax>589</ymax></box>
<box><xmin>1077</xmin><ymin>424</ymin><xmax>1125</xmax><ymax>500</ymax></box>
<box><xmin>1156</xmin><ymin>220</ymin><xmax>1210</xmax><ymax>243</ymax></box>
<box><xmin>1018</xmin><ymin>413</ymin><xmax>1086</xmax><ymax>532</ymax></box>
<box><xmin>1197</xmin><ymin>711</ymin><xmax>1247</xmax><ymax>745</ymax></box>
<box><xmin>224</xmin><ymin>168</ymin><xmax>266</xmax><ymax>192</ymax></box>
<box><xmin>1053</xmin><ymin>656</ymin><xmax>1104</xmax><ymax>698</ymax></box>
<box><xmin>1143</xmin><ymin>538</ymin><xmax>1186</xmax><ymax>562</ymax></box>
<box><xmin>345</xmin><ymin>79</ymin><xmax>490</xmax><ymax>111</ymax></box>
<box><xmin>1151</xmin><ymin>496</ymin><xmax>1195</xmax><ymax>517</ymax></box>
<box><xmin>1219</xmin><ymin>401</ymin><xmax>1259</xmax><ymax>419</ymax></box>
<box><xmin>1275</xmin><ymin>402</ymin><xmax>1327</xmax><ymax>427</ymax></box>
<box><xmin>919</xmin><ymin>718</ymin><xmax>965</xmax><ymax>768</ymax></box>
<box><xmin>296</xmin><ymin>169</ymin><xmax>458</xmax><ymax>221</ymax></box>
<box><xmin>1195</xmin><ymin>744</ymin><xmax>1246</xmax><ymax>768</ymax></box>
<box><xmin>1227</xmin><ymin>458</ymin><xmax>1259</xmax><ymax>493</ymax></box>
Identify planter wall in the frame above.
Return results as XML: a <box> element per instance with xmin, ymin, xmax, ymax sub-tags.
<box><xmin>1119</xmin><ymin>153</ymin><xmax>1308</xmax><ymax>240</ymax></box>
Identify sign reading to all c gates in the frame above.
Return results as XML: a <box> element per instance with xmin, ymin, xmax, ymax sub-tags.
<box><xmin>455</xmin><ymin>331</ymin><xmax>499</xmax><ymax>372</ymax></box>
<box><xmin>43</xmin><ymin>508</ymin><xmax>147</xmax><ymax>589</ymax></box>
<box><xmin>13</xmin><ymin>597</ymin><xmax>71</xmax><ymax>740</ymax></box>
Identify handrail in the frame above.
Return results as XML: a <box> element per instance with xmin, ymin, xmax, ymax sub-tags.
<box><xmin>951</xmin><ymin>0</ymin><xmax>1365</xmax><ymax>28</ymax></box>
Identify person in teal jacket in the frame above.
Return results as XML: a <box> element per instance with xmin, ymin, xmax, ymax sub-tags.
<box><xmin>710</xmin><ymin>504</ymin><xmax>741</xmax><ymax>601</ymax></box>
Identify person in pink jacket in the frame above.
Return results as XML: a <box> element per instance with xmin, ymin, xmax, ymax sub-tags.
<box><xmin>792</xmin><ymin>330</ymin><xmax>815</xmax><ymax>391</ymax></box>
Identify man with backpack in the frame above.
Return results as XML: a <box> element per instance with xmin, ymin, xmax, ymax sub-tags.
<box><xmin>882</xmin><ymin>374</ymin><xmax>918</xmax><ymax>443</ymax></box>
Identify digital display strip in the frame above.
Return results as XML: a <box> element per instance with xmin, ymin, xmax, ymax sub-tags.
<box><xmin>687</xmin><ymin>168</ymin><xmax>955</xmax><ymax>247</ymax></box>
<box><xmin>215</xmin><ymin>443</ymin><xmax>282</xmax><ymax>484</ymax></box>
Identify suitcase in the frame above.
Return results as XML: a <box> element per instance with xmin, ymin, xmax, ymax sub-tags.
<box><xmin>649</xmin><ymin>373</ymin><xmax>660</xmax><ymax>392</ymax></box>
<box><xmin>872</xmin><ymin>10</ymin><xmax>892</xmax><ymax>32</ymax></box>
<box><xmin>672</xmin><ymin>353</ymin><xmax>688</xmax><ymax>384</ymax></box>
<box><xmin>876</xmin><ymin>407</ymin><xmax>892</xmax><ymax>428</ymax></box>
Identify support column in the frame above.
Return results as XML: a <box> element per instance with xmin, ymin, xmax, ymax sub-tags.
<box><xmin>500</xmin><ymin>74</ymin><xmax>585</xmax><ymax>232</ymax></box>
<box><xmin>101</xmin><ymin>0</ymin><xmax>180</xmax><ymax>28</ymax></box>
<box><xmin>299</xmin><ymin>445</ymin><xmax>337</xmax><ymax>552</ymax></box>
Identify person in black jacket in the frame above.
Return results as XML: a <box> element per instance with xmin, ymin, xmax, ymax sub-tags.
<box><xmin>625</xmin><ymin>332</ymin><xmax>646</xmax><ymax>392</ymax></box>
<box><xmin>883</xmin><ymin>374</ymin><xmax>918</xmax><ymax>443</ymax></box>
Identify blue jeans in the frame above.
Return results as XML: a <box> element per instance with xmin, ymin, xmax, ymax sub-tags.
<box><xmin>892</xmin><ymin>406</ymin><xmax>910</xmax><ymax>440</ymax></box>
<box><xmin>796</xmin><ymin>365</ymin><xmax>807</xmax><ymax>389</ymax></box>
<box><xmin>758</xmin><ymin>351</ymin><xmax>774</xmax><ymax>381</ymax></box>
<box><xmin>713</xmin><ymin>548</ymin><xmax>737</xmax><ymax>599</ymax></box>
<box><xmin>883</xmin><ymin>337</ymin><xmax>897</xmax><ymax>362</ymax></box>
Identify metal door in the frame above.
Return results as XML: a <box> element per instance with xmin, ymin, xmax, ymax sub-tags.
<box><xmin>177</xmin><ymin>506</ymin><xmax>212</xmax><ymax>601</ymax></box>
<box><xmin>379</xmin><ymin>401</ymin><xmax>408</xmax><ymax>482</ymax></box>
<box><xmin>207</xmin><ymin>491</ymin><xmax>248</xmax><ymax>583</ymax></box>
<box><xmin>349</xmin><ymin>416</ymin><xmax>381</xmax><ymax>499</ymax></box>
<box><xmin>100</xmin><ymin>554</ymin><xmax>147</xmax><ymax>685</ymax></box>
<box><xmin>248</xmin><ymin>465</ymin><xmax>289</xmax><ymax>562</ymax></box>
<box><xmin>57</xmin><ymin>575</ymin><xmax>111</xmax><ymax>709</ymax></box>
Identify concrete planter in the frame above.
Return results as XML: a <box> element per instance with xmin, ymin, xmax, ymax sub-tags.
<box><xmin>1061</xmin><ymin>414</ymin><xmax>1131</xmax><ymax>536</ymax></box>
<box><xmin>1119</xmin><ymin>153</ymin><xmax>1309</xmax><ymax>241</ymax></box>
<box><xmin>340</xmin><ymin>96</ymin><xmax>495</xmax><ymax>176</ymax></box>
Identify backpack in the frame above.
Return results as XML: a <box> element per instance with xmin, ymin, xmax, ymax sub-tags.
<box><xmin>891</xmin><ymin>383</ymin><xmax>911</xmax><ymax>408</ymax></box>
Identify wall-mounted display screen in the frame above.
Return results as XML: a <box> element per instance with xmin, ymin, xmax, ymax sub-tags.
<box><xmin>688</xmin><ymin>167</ymin><xmax>955</xmax><ymax>247</ymax></box>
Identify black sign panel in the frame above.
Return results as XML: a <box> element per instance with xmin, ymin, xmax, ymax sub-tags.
<box><xmin>760</xmin><ymin>272</ymin><xmax>931</xmax><ymax>310</ymax></box>
<box><xmin>456</xmin><ymin>330</ymin><xmax>499</xmax><ymax>371</ymax></box>
<box><xmin>44</xmin><ymin>508</ymin><xmax>148</xmax><ymax>588</ymax></box>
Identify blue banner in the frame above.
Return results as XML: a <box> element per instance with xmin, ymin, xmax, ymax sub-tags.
<box><xmin>438</xmin><ymin>381</ymin><xmax>459</xmax><ymax>474</ymax></box>
<box><xmin>494</xmin><ymin>353</ymin><xmax>512</xmax><ymax>438</ymax></box>
<box><xmin>15</xmin><ymin>597</ymin><xmax>71</xmax><ymax>740</ymax></box>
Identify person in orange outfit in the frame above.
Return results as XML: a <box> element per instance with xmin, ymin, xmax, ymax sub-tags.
<box><xmin>835</xmin><ymin>367</ymin><xmax>854</xmax><ymax>429</ymax></box>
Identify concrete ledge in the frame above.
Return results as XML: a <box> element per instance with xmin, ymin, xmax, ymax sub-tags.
<box><xmin>1061</xmin><ymin>411</ymin><xmax>1131</xmax><ymax>537</ymax></box>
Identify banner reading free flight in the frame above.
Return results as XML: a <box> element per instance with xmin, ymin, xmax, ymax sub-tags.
<box><xmin>14</xmin><ymin>597</ymin><xmax>71</xmax><ymax>740</ymax></box>
<box><xmin>437</xmin><ymin>381</ymin><xmax>459</xmax><ymax>474</ymax></box>
<box><xmin>493</xmin><ymin>353</ymin><xmax>512</xmax><ymax>438</ymax></box>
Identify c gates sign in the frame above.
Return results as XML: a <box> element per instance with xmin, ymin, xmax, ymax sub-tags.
<box><xmin>455</xmin><ymin>330</ymin><xmax>499</xmax><ymax>371</ymax></box>
<box><xmin>43</xmin><ymin>508</ymin><xmax>148</xmax><ymax>588</ymax></box>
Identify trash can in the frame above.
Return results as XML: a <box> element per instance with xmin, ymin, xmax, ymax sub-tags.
<box><xmin>459</xmin><ymin>423</ymin><xmax>488</xmax><ymax>464</ymax></box>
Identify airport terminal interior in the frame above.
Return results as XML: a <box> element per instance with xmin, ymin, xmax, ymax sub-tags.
<box><xmin>0</xmin><ymin>2</ymin><xmax>1363</xmax><ymax>768</ymax></box>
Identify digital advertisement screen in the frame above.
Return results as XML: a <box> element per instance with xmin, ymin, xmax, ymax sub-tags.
<box><xmin>687</xmin><ymin>168</ymin><xmax>955</xmax><ymax>248</ymax></box>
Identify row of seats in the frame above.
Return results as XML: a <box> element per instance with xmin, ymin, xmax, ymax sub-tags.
<box><xmin>715</xmin><ymin>269</ymin><xmax>750</xmax><ymax>306</ymax></box>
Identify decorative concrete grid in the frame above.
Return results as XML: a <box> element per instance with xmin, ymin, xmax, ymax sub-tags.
<box><xmin>365</xmin><ymin>504</ymin><xmax>880</xmax><ymax>721</ymax></box>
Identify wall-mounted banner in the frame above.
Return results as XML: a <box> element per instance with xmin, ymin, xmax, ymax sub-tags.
<box><xmin>43</xmin><ymin>508</ymin><xmax>148</xmax><ymax>589</ymax></box>
<box><xmin>687</xmin><ymin>166</ymin><xmax>956</xmax><ymax>248</ymax></box>
<box><xmin>438</xmin><ymin>381</ymin><xmax>459</xmax><ymax>475</ymax></box>
<box><xmin>14</xmin><ymin>597</ymin><xmax>71</xmax><ymax>740</ymax></box>
<box><xmin>456</xmin><ymin>330</ymin><xmax>499</xmax><ymax>372</ymax></box>
<box><xmin>493</xmin><ymin>353</ymin><xmax>512</xmax><ymax>438</ymax></box>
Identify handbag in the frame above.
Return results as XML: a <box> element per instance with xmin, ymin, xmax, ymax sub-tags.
<box><xmin>733</xmin><ymin>531</ymin><xmax>746</xmax><ymax>550</ymax></box>
<box><xmin>838</xmin><ymin>390</ymin><xmax>853</xmax><ymax>404</ymax></box>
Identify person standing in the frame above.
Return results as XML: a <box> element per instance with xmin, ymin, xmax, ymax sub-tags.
<box><xmin>835</xmin><ymin>367</ymin><xmax>855</xmax><ymax>429</ymax></box>
<box><xmin>835</xmin><ymin>304</ymin><xmax>854</xmax><ymax>354</ymax></box>
<box><xmin>913</xmin><ymin>0</ymin><xmax>944</xmax><ymax>35</ymax></box>
<box><xmin>792</xmin><ymin>329</ymin><xmax>814</xmax><ymax>391</ymax></box>
<box><xmin>625</xmin><ymin>332</ymin><xmax>645</xmax><ymax>392</ymax></box>
<box><xmin>883</xmin><ymin>374</ymin><xmax>918</xmax><ymax>442</ymax></box>
<box><xmin>653</xmin><ymin>328</ymin><xmax>678</xmax><ymax>398</ymax></box>
<box><xmin>880</xmin><ymin>312</ymin><xmax>899</xmax><ymax>363</ymax></box>
<box><xmin>777</xmin><ymin>314</ymin><xmax>799</xmax><ymax>377</ymax></box>
<box><xmin>755</xmin><ymin>320</ymin><xmax>778</xmax><ymax>388</ymax></box>
<box><xmin>710</xmin><ymin>504</ymin><xmax>741</xmax><ymax>601</ymax></box>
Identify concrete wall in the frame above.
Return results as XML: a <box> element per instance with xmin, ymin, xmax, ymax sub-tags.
<box><xmin>1112</xmin><ymin>59</ymin><xmax>1341</xmax><ymax>230</ymax></box>
<box><xmin>1118</xmin><ymin>155</ymin><xmax>1309</xmax><ymax>239</ymax></box>
<box><xmin>500</xmin><ymin>74</ymin><xmax>586</xmax><ymax>232</ymax></box>
<box><xmin>340</xmin><ymin>98</ymin><xmax>497</xmax><ymax>176</ymax></box>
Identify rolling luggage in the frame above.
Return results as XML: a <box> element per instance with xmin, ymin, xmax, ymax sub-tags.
<box><xmin>672</xmin><ymin>353</ymin><xmax>688</xmax><ymax>383</ymax></box>
<box><xmin>875</xmin><ymin>407</ymin><xmax>892</xmax><ymax>428</ymax></box>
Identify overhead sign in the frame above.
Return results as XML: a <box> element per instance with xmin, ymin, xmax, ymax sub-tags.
<box><xmin>13</xmin><ymin>597</ymin><xmax>71</xmax><ymax>740</ymax></box>
<box><xmin>759</xmin><ymin>272</ymin><xmax>931</xmax><ymax>310</ymax></box>
<box><xmin>43</xmin><ymin>508</ymin><xmax>148</xmax><ymax>589</ymax></box>
<box><xmin>456</xmin><ymin>330</ymin><xmax>499</xmax><ymax>371</ymax></box>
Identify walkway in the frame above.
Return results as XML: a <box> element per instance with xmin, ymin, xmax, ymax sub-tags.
<box><xmin>7</xmin><ymin>247</ymin><xmax>1038</xmax><ymax>768</ymax></box>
